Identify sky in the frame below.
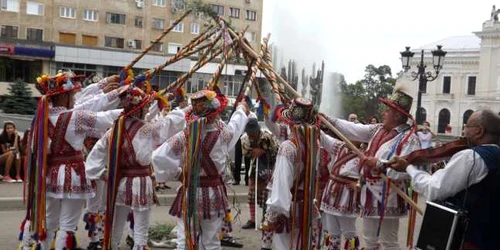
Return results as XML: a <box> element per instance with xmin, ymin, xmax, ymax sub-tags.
<box><xmin>262</xmin><ymin>0</ymin><xmax>493</xmax><ymax>84</ymax></box>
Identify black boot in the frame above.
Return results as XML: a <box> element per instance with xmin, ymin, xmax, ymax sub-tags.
<box><xmin>126</xmin><ymin>235</ymin><xmax>134</xmax><ymax>249</ymax></box>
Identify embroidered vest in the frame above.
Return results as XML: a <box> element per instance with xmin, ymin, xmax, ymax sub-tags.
<box><xmin>120</xmin><ymin>120</ymin><xmax>151</xmax><ymax>177</ymax></box>
<box><xmin>47</xmin><ymin>111</ymin><xmax>84</xmax><ymax>166</ymax></box>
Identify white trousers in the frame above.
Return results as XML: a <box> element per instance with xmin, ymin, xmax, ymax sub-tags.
<box><xmin>363</xmin><ymin>217</ymin><xmax>400</xmax><ymax>250</ymax></box>
<box><xmin>324</xmin><ymin>213</ymin><xmax>357</xmax><ymax>239</ymax></box>
<box><xmin>272</xmin><ymin>232</ymin><xmax>296</xmax><ymax>250</ymax></box>
<box><xmin>111</xmin><ymin>205</ymin><xmax>151</xmax><ymax>249</ymax></box>
<box><xmin>86</xmin><ymin>180</ymin><xmax>106</xmax><ymax>242</ymax></box>
<box><xmin>176</xmin><ymin>217</ymin><xmax>223</xmax><ymax>250</ymax></box>
<box><xmin>43</xmin><ymin>197</ymin><xmax>85</xmax><ymax>250</ymax></box>
<box><xmin>86</xmin><ymin>180</ymin><xmax>106</xmax><ymax>213</ymax></box>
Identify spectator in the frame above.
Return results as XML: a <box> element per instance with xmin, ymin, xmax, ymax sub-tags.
<box><xmin>417</xmin><ymin>121</ymin><xmax>436</xmax><ymax>149</ymax></box>
<box><xmin>348</xmin><ymin>113</ymin><xmax>358</xmax><ymax>123</ymax></box>
<box><xmin>369</xmin><ymin>116</ymin><xmax>380</xmax><ymax>124</ymax></box>
<box><xmin>445</xmin><ymin>123</ymin><xmax>452</xmax><ymax>134</ymax></box>
<box><xmin>0</xmin><ymin>121</ymin><xmax>22</xmax><ymax>182</ymax></box>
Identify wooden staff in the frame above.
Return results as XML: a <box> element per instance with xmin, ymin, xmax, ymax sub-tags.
<box><xmin>261</xmin><ymin>35</ymin><xmax>287</xmax><ymax>104</ymax></box>
<box><xmin>206</xmin><ymin>46</ymin><xmax>233</xmax><ymax>89</ymax></box>
<box><xmin>178</xmin><ymin>24</ymin><xmax>216</xmax><ymax>55</ymax></box>
<box><xmin>222</xmin><ymin>22</ymin><xmax>424</xmax><ymax>215</ymax></box>
<box><xmin>126</xmin><ymin>10</ymin><xmax>192</xmax><ymax>69</ymax></box>
<box><xmin>157</xmin><ymin>32</ymin><xmax>223</xmax><ymax>95</ymax></box>
<box><xmin>161</xmin><ymin>37</ymin><xmax>237</xmax><ymax>93</ymax></box>
<box><xmin>141</xmin><ymin>28</ymin><xmax>219</xmax><ymax>81</ymax></box>
<box><xmin>230</xmin><ymin>59</ymin><xmax>255</xmax><ymax>117</ymax></box>
<box><xmin>206</xmin><ymin>26</ymin><xmax>248</xmax><ymax>89</ymax></box>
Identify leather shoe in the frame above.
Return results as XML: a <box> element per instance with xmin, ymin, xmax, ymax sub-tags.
<box><xmin>220</xmin><ymin>236</ymin><xmax>243</xmax><ymax>248</ymax></box>
<box><xmin>241</xmin><ymin>220</ymin><xmax>256</xmax><ymax>229</ymax></box>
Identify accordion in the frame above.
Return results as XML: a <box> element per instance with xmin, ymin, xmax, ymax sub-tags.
<box><xmin>416</xmin><ymin>201</ymin><xmax>469</xmax><ymax>250</ymax></box>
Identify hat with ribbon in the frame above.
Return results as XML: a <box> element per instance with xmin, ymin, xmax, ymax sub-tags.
<box><xmin>186</xmin><ymin>89</ymin><xmax>228</xmax><ymax>122</ymax></box>
<box><xmin>35</xmin><ymin>70</ymin><xmax>85</xmax><ymax>97</ymax></box>
<box><xmin>378</xmin><ymin>89</ymin><xmax>413</xmax><ymax>119</ymax></box>
<box><xmin>120</xmin><ymin>86</ymin><xmax>154</xmax><ymax>117</ymax></box>
<box><xmin>279</xmin><ymin>97</ymin><xmax>318</xmax><ymax>126</ymax></box>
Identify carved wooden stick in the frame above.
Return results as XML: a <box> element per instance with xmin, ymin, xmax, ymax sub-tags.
<box><xmin>127</xmin><ymin>10</ymin><xmax>192</xmax><ymax>68</ymax></box>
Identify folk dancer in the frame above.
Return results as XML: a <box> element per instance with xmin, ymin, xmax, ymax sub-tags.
<box><xmin>19</xmin><ymin>73</ymin><xmax>125</xmax><ymax>250</ymax></box>
<box><xmin>323</xmin><ymin>87</ymin><xmax>421</xmax><ymax>250</ymax></box>
<box><xmin>152</xmin><ymin>89</ymin><xmax>249</xmax><ymax>250</ymax></box>
<box><xmin>82</xmin><ymin>77</ymin><xmax>124</xmax><ymax>250</ymax></box>
<box><xmin>320</xmin><ymin>131</ymin><xmax>362</xmax><ymax>250</ymax></box>
<box><xmin>85</xmin><ymin>85</ymin><xmax>186</xmax><ymax>250</ymax></box>
<box><xmin>264</xmin><ymin>98</ymin><xmax>328</xmax><ymax>250</ymax></box>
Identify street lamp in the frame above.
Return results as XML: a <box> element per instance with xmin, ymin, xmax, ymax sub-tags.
<box><xmin>400</xmin><ymin>45</ymin><xmax>447</xmax><ymax>124</ymax></box>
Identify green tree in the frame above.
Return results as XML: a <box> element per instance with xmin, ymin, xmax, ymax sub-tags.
<box><xmin>2</xmin><ymin>79</ymin><xmax>36</xmax><ymax>115</ymax></box>
<box><xmin>360</xmin><ymin>65</ymin><xmax>396</xmax><ymax>118</ymax></box>
<box><xmin>338</xmin><ymin>65</ymin><xmax>396</xmax><ymax>121</ymax></box>
<box><xmin>339</xmin><ymin>80</ymin><xmax>367</xmax><ymax>119</ymax></box>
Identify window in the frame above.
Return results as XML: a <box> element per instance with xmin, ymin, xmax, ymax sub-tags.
<box><xmin>171</xmin><ymin>20</ymin><xmax>183</xmax><ymax>32</ymax></box>
<box><xmin>442</xmin><ymin>76</ymin><xmax>451</xmax><ymax>94</ymax></box>
<box><xmin>26</xmin><ymin>28</ymin><xmax>43</xmax><ymax>41</ymax></box>
<box><xmin>103</xmin><ymin>66</ymin><xmax>121</xmax><ymax>77</ymax></box>
<box><xmin>244</xmin><ymin>31</ymin><xmax>256</xmax><ymax>42</ymax></box>
<box><xmin>1</xmin><ymin>0</ymin><xmax>20</xmax><ymax>12</ymax></box>
<box><xmin>151</xmin><ymin>42</ymin><xmax>163</xmax><ymax>52</ymax></box>
<box><xmin>152</xmin><ymin>18</ymin><xmax>165</xmax><ymax>30</ymax></box>
<box><xmin>0</xmin><ymin>25</ymin><xmax>18</xmax><ymax>38</ymax></box>
<box><xmin>106</xmin><ymin>12</ymin><xmax>126</xmax><ymax>24</ymax></box>
<box><xmin>191</xmin><ymin>23</ymin><xmax>199</xmax><ymax>34</ymax></box>
<box><xmin>467</xmin><ymin>76</ymin><xmax>476</xmax><ymax>95</ymax></box>
<box><xmin>246</xmin><ymin>10</ymin><xmax>256</xmax><ymax>21</ymax></box>
<box><xmin>134</xmin><ymin>40</ymin><xmax>142</xmax><ymax>49</ymax></box>
<box><xmin>210</xmin><ymin>4</ymin><xmax>224</xmax><ymax>15</ymax></box>
<box><xmin>152</xmin><ymin>0</ymin><xmax>166</xmax><ymax>7</ymax></box>
<box><xmin>229</xmin><ymin>7</ymin><xmax>240</xmax><ymax>18</ymax></box>
<box><xmin>57</xmin><ymin>62</ymin><xmax>97</xmax><ymax>76</ymax></box>
<box><xmin>127</xmin><ymin>39</ymin><xmax>142</xmax><ymax>49</ymax></box>
<box><xmin>82</xmin><ymin>35</ymin><xmax>98</xmax><ymax>46</ymax></box>
<box><xmin>105</xmin><ymin>36</ymin><xmax>124</xmax><ymax>48</ymax></box>
<box><xmin>135</xmin><ymin>16</ymin><xmax>143</xmax><ymax>27</ymax></box>
<box><xmin>223</xmin><ymin>75</ymin><xmax>243</xmax><ymax>97</ymax></box>
<box><xmin>60</xmin><ymin>6</ymin><xmax>76</xmax><ymax>18</ymax></box>
<box><xmin>83</xmin><ymin>9</ymin><xmax>98</xmax><ymax>21</ymax></box>
<box><xmin>26</xmin><ymin>1</ymin><xmax>43</xmax><ymax>15</ymax></box>
<box><xmin>437</xmin><ymin>109</ymin><xmax>450</xmax><ymax>133</ymax></box>
<box><xmin>59</xmin><ymin>32</ymin><xmax>76</xmax><ymax>44</ymax></box>
<box><xmin>168</xmin><ymin>43</ymin><xmax>181</xmax><ymax>54</ymax></box>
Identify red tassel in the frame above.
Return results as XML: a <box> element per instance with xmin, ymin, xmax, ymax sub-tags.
<box><xmin>38</xmin><ymin>228</ymin><xmax>46</xmax><ymax>241</ymax></box>
<box><xmin>65</xmin><ymin>231</ymin><xmax>75</xmax><ymax>250</ymax></box>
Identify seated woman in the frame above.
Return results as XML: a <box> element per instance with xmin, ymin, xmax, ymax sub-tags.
<box><xmin>0</xmin><ymin>121</ymin><xmax>22</xmax><ymax>182</ymax></box>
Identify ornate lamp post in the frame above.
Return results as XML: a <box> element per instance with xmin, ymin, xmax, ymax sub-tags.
<box><xmin>400</xmin><ymin>45</ymin><xmax>447</xmax><ymax>124</ymax></box>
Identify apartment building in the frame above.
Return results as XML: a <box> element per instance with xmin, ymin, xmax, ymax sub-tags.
<box><xmin>0</xmin><ymin>0</ymin><xmax>263</xmax><ymax>98</ymax></box>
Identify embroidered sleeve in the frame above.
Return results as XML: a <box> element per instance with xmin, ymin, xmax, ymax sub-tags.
<box><xmin>277</xmin><ymin>141</ymin><xmax>297</xmax><ymax>161</ymax></box>
<box><xmin>169</xmin><ymin>133</ymin><xmax>186</xmax><ymax>157</ymax></box>
<box><xmin>106</xmin><ymin>89</ymin><xmax>119</xmax><ymax>102</ymax></box>
<box><xmin>75</xmin><ymin>110</ymin><xmax>97</xmax><ymax>135</ymax></box>
<box><xmin>221</xmin><ymin>128</ymin><xmax>234</xmax><ymax>144</ymax></box>
<box><xmin>97</xmin><ymin>78</ymin><xmax>108</xmax><ymax>89</ymax></box>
